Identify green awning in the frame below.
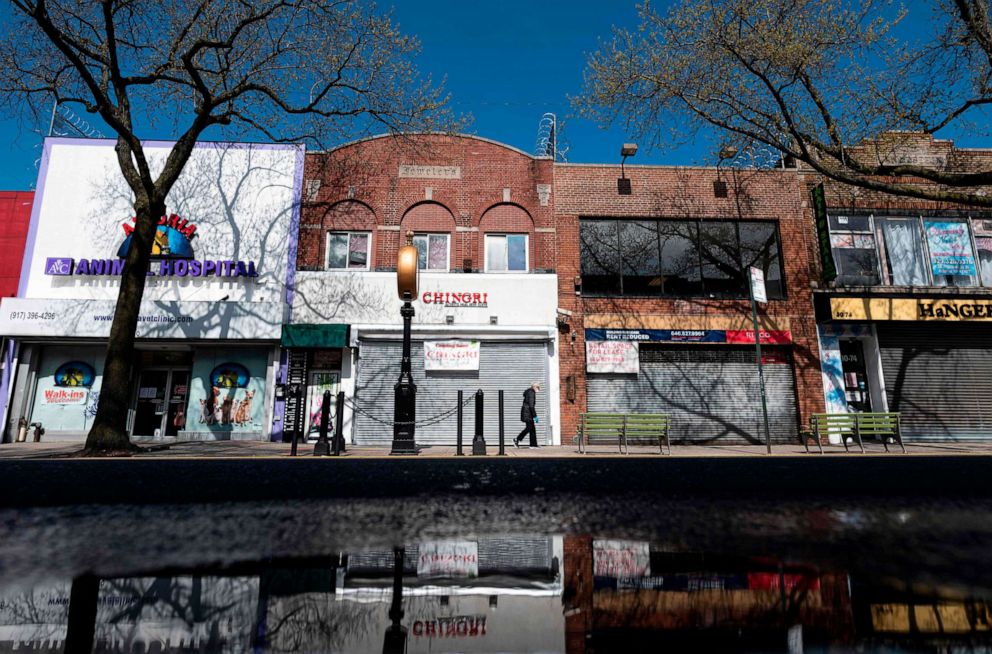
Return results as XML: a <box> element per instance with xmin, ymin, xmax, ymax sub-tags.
<box><xmin>281</xmin><ymin>323</ymin><xmax>349</xmax><ymax>348</ymax></box>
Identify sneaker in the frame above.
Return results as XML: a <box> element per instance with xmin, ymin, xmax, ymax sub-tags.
<box><xmin>512</xmin><ymin>440</ymin><xmax>520</xmax><ymax>448</ymax></box>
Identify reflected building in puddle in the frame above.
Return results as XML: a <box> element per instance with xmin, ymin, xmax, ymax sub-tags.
<box><xmin>6</xmin><ymin>534</ymin><xmax>992</xmax><ymax>652</ymax></box>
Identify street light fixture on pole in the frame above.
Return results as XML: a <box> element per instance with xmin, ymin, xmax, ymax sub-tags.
<box><xmin>392</xmin><ymin>234</ymin><xmax>419</xmax><ymax>455</ymax></box>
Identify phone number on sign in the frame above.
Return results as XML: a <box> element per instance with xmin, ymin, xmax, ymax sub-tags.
<box><xmin>8</xmin><ymin>311</ymin><xmax>57</xmax><ymax>320</ymax></box>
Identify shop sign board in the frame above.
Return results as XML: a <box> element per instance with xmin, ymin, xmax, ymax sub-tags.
<box><xmin>586</xmin><ymin>340</ymin><xmax>639</xmax><ymax>373</ymax></box>
<box><xmin>924</xmin><ymin>220</ymin><xmax>977</xmax><ymax>276</ymax></box>
<box><xmin>20</xmin><ymin>139</ymin><xmax>300</xmax><ymax>307</ymax></box>
<box><xmin>585</xmin><ymin>328</ymin><xmax>792</xmax><ymax>344</ymax></box>
<box><xmin>424</xmin><ymin>340</ymin><xmax>480</xmax><ymax>371</ymax></box>
<box><xmin>830</xmin><ymin>297</ymin><xmax>992</xmax><ymax>321</ymax></box>
<box><xmin>593</xmin><ymin>539</ymin><xmax>651</xmax><ymax>578</ymax></box>
<box><xmin>417</xmin><ymin>540</ymin><xmax>479</xmax><ymax>578</ymax></box>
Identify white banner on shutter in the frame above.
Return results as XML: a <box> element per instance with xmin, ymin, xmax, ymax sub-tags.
<box><xmin>586</xmin><ymin>340</ymin><xmax>639</xmax><ymax>373</ymax></box>
<box><xmin>593</xmin><ymin>539</ymin><xmax>651</xmax><ymax>578</ymax></box>
<box><xmin>424</xmin><ymin>340</ymin><xmax>480</xmax><ymax>371</ymax></box>
<box><xmin>417</xmin><ymin>540</ymin><xmax>479</xmax><ymax>578</ymax></box>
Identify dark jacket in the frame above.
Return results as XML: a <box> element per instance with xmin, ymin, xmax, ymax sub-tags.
<box><xmin>520</xmin><ymin>387</ymin><xmax>537</xmax><ymax>422</ymax></box>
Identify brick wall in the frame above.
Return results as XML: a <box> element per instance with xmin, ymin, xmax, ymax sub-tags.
<box><xmin>299</xmin><ymin>135</ymin><xmax>554</xmax><ymax>273</ymax></box>
<box><xmin>554</xmin><ymin>165</ymin><xmax>824</xmax><ymax>440</ymax></box>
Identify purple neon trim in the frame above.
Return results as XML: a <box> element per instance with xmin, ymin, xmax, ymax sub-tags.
<box><xmin>0</xmin><ymin>339</ymin><xmax>14</xmax><ymax>435</ymax></box>
<box><xmin>284</xmin><ymin>145</ymin><xmax>305</xmax><ymax>316</ymax></box>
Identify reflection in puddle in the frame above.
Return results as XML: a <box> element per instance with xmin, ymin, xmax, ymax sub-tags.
<box><xmin>2</xmin><ymin>499</ymin><xmax>992</xmax><ymax>652</ymax></box>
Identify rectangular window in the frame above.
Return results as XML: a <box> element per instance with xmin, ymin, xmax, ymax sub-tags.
<box><xmin>924</xmin><ymin>218</ymin><xmax>978</xmax><ymax>287</ymax></box>
<box><xmin>739</xmin><ymin>222</ymin><xmax>784</xmax><ymax>298</ymax></box>
<box><xmin>973</xmin><ymin>219</ymin><xmax>992</xmax><ymax>287</ymax></box>
<box><xmin>699</xmin><ymin>222</ymin><xmax>746</xmax><ymax>297</ymax></box>
<box><xmin>326</xmin><ymin>232</ymin><xmax>370</xmax><ymax>270</ymax></box>
<box><xmin>828</xmin><ymin>215</ymin><xmax>880</xmax><ymax>285</ymax></box>
<box><xmin>578</xmin><ymin>218</ymin><xmax>783</xmax><ymax>299</ymax></box>
<box><xmin>412</xmin><ymin>233</ymin><xmax>449</xmax><ymax>271</ymax></box>
<box><xmin>875</xmin><ymin>217</ymin><xmax>928</xmax><ymax>286</ymax></box>
<box><xmin>485</xmin><ymin>234</ymin><xmax>528</xmax><ymax>272</ymax></box>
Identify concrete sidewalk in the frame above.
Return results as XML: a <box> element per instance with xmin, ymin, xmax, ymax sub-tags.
<box><xmin>1</xmin><ymin>438</ymin><xmax>990</xmax><ymax>460</ymax></box>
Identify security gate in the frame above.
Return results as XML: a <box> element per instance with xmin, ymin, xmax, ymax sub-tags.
<box><xmin>586</xmin><ymin>345</ymin><xmax>799</xmax><ymax>444</ymax></box>
<box><xmin>878</xmin><ymin>323</ymin><xmax>992</xmax><ymax>440</ymax></box>
<box><xmin>353</xmin><ymin>339</ymin><xmax>550</xmax><ymax>446</ymax></box>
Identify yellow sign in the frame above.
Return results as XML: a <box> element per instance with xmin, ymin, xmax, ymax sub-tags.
<box><xmin>830</xmin><ymin>297</ymin><xmax>992</xmax><ymax>321</ymax></box>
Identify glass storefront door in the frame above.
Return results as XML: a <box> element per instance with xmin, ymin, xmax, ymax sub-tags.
<box><xmin>839</xmin><ymin>339</ymin><xmax>872</xmax><ymax>413</ymax></box>
<box><xmin>132</xmin><ymin>369</ymin><xmax>190</xmax><ymax>438</ymax></box>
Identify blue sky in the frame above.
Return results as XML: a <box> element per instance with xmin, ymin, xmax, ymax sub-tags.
<box><xmin>0</xmin><ymin>0</ymin><xmax>988</xmax><ymax>190</ymax></box>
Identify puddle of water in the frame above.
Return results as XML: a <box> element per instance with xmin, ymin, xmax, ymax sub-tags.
<box><xmin>1</xmin><ymin>493</ymin><xmax>991</xmax><ymax>653</ymax></box>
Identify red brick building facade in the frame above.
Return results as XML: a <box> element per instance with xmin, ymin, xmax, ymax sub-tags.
<box><xmin>800</xmin><ymin>134</ymin><xmax>992</xmax><ymax>442</ymax></box>
<box><xmin>554</xmin><ymin>164</ymin><xmax>823</xmax><ymax>443</ymax></box>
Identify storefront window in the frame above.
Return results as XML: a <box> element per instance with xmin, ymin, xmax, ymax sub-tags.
<box><xmin>699</xmin><ymin>222</ymin><xmax>746</xmax><ymax>297</ymax></box>
<box><xmin>484</xmin><ymin>234</ymin><xmax>528</xmax><ymax>272</ymax></box>
<box><xmin>974</xmin><ymin>219</ymin><xmax>992</xmax><ymax>287</ymax></box>
<box><xmin>579</xmin><ymin>218</ymin><xmax>782</xmax><ymax>298</ymax></box>
<box><xmin>620</xmin><ymin>221</ymin><xmax>662</xmax><ymax>295</ymax></box>
<box><xmin>579</xmin><ymin>220</ymin><xmax>621</xmax><ymax>294</ymax></box>
<box><xmin>828</xmin><ymin>215</ymin><xmax>880</xmax><ymax>285</ymax></box>
<box><xmin>326</xmin><ymin>232</ymin><xmax>370</xmax><ymax>270</ymax></box>
<box><xmin>923</xmin><ymin>219</ymin><xmax>978</xmax><ymax>287</ymax></box>
<box><xmin>875</xmin><ymin>217</ymin><xmax>928</xmax><ymax>286</ymax></box>
<box><xmin>412</xmin><ymin>233</ymin><xmax>449</xmax><ymax>271</ymax></box>
<box><xmin>739</xmin><ymin>222</ymin><xmax>784</xmax><ymax>298</ymax></box>
<box><xmin>659</xmin><ymin>221</ymin><xmax>702</xmax><ymax>296</ymax></box>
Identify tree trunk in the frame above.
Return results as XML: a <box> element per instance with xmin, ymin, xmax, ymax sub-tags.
<box><xmin>84</xmin><ymin>199</ymin><xmax>165</xmax><ymax>454</ymax></box>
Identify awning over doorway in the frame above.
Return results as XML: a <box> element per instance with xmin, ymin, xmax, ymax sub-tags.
<box><xmin>280</xmin><ymin>323</ymin><xmax>349</xmax><ymax>348</ymax></box>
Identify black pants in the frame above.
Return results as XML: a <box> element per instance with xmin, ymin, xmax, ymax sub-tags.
<box><xmin>516</xmin><ymin>419</ymin><xmax>538</xmax><ymax>446</ymax></box>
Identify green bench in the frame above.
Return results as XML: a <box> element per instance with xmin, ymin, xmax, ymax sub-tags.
<box><xmin>575</xmin><ymin>412</ymin><xmax>671</xmax><ymax>455</ymax></box>
<box><xmin>807</xmin><ymin>412</ymin><xmax>905</xmax><ymax>454</ymax></box>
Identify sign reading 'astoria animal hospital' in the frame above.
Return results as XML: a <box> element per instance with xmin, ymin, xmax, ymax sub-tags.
<box><xmin>831</xmin><ymin>297</ymin><xmax>992</xmax><ymax>321</ymax></box>
<box><xmin>44</xmin><ymin>213</ymin><xmax>258</xmax><ymax>278</ymax></box>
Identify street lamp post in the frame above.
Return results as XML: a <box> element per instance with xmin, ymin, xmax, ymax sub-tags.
<box><xmin>392</xmin><ymin>241</ymin><xmax>419</xmax><ymax>455</ymax></box>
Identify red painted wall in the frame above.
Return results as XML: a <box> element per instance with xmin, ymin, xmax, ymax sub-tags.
<box><xmin>0</xmin><ymin>191</ymin><xmax>34</xmax><ymax>298</ymax></box>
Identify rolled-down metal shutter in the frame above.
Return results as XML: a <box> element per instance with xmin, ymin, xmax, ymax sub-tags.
<box><xmin>878</xmin><ymin>323</ymin><xmax>992</xmax><ymax>440</ymax></box>
<box><xmin>353</xmin><ymin>340</ymin><xmax>550</xmax><ymax>446</ymax></box>
<box><xmin>586</xmin><ymin>345</ymin><xmax>798</xmax><ymax>444</ymax></box>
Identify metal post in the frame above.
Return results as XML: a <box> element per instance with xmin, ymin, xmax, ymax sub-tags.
<box><xmin>333</xmin><ymin>390</ymin><xmax>345</xmax><ymax>455</ymax></box>
<box><xmin>456</xmin><ymin>390</ymin><xmax>464</xmax><ymax>456</ymax></box>
<box><xmin>391</xmin><ymin>301</ymin><xmax>418</xmax><ymax>455</ymax></box>
<box><xmin>383</xmin><ymin>546</ymin><xmax>407</xmax><ymax>654</ymax></box>
<box><xmin>750</xmin><ymin>293</ymin><xmax>772</xmax><ymax>454</ymax></box>
<box><xmin>498</xmin><ymin>389</ymin><xmax>506</xmax><ymax>456</ymax></box>
<box><xmin>472</xmin><ymin>389</ymin><xmax>486</xmax><ymax>455</ymax></box>
<box><xmin>314</xmin><ymin>390</ymin><xmax>331</xmax><ymax>456</ymax></box>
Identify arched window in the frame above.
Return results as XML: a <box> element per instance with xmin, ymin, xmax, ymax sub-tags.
<box><xmin>401</xmin><ymin>202</ymin><xmax>456</xmax><ymax>272</ymax></box>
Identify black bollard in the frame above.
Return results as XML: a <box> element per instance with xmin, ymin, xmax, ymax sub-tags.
<box><xmin>498</xmin><ymin>389</ymin><xmax>506</xmax><ymax>456</ymax></box>
<box><xmin>314</xmin><ymin>389</ymin><xmax>331</xmax><ymax>456</ymax></box>
<box><xmin>456</xmin><ymin>390</ymin><xmax>464</xmax><ymax>456</ymax></box>
<box><xmin>333</xmin><ymin>390</ymin><xmax>345</xmax><ymax>455</ymax></box>
<box><xmin>472</xmin><ymin>389</ymin><xmax>486</xmax><ymax>455</ymax></box>
<box><xmin>289</xmin><ymin>383</ymin><xmax>300</xmax><ymax>457</ymax></box>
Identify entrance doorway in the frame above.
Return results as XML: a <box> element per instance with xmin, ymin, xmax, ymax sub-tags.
<box><xmin>132</xmin><ymin>369</ymin><xmax>190</xmax><ymax>437</ymax></box>
<box><xmin>839</xmin><ymin>339</ymin><xmax>872</xmax><ymax>413</ymax></box>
